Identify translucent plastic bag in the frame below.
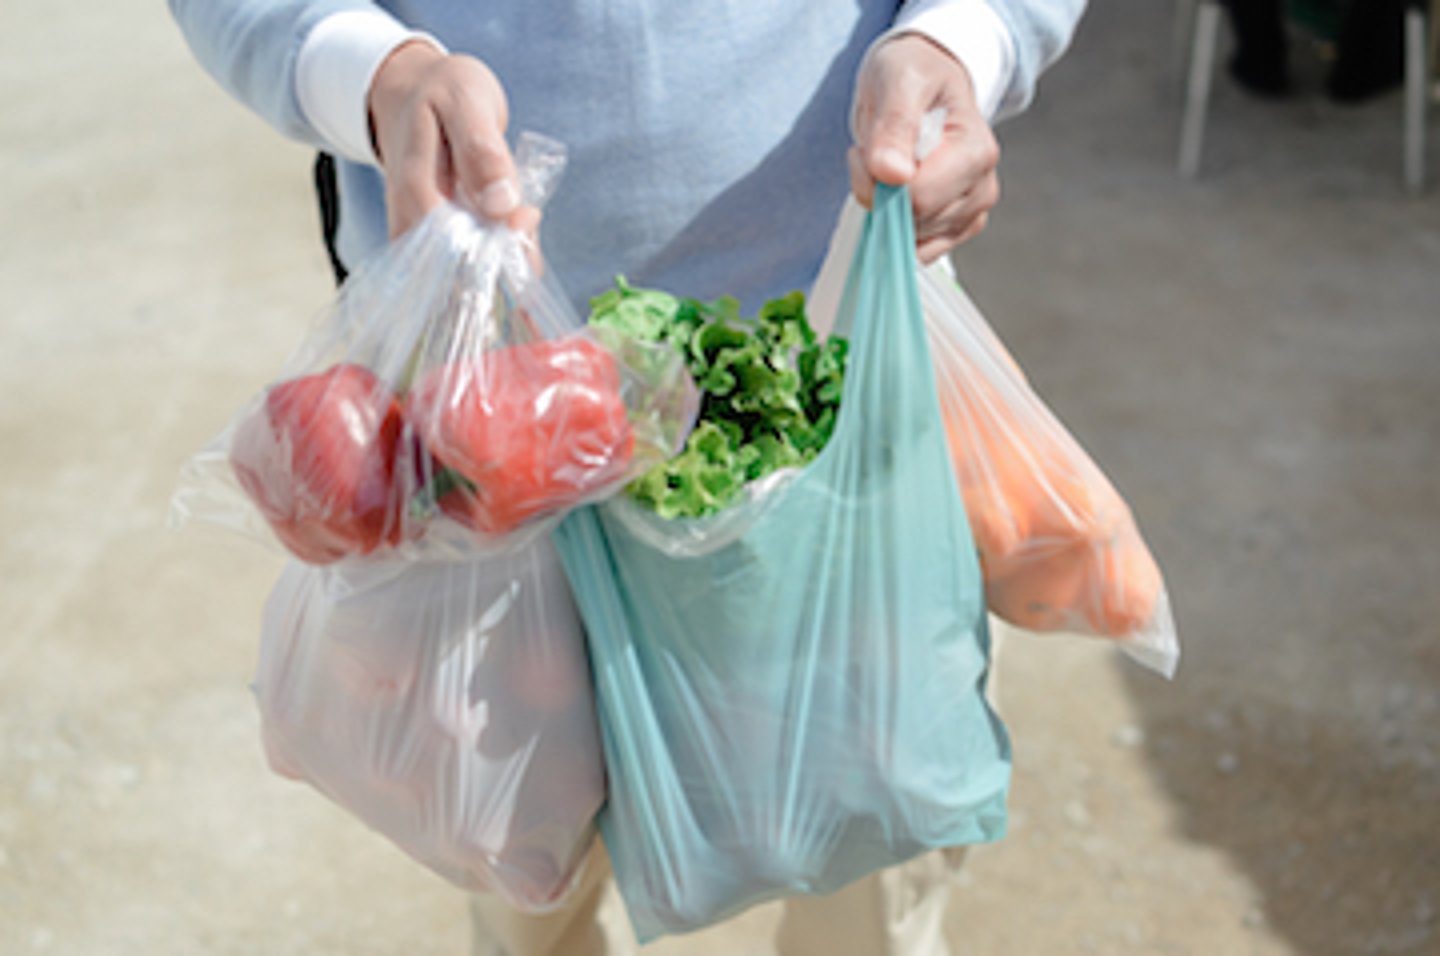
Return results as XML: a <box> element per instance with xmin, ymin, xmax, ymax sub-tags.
<box><xmin>172</xmin><ymin>134</ymin><xmax>696</xmax><ymax>565</ymax></box>
<box><xmin>254</xmin><ymin>538</ymin><xmax>604</xmax><ymax>910</ymax></box>
<box><xmin>920</xmin><ymin>269</ymin><xmax>1179</xmax><ymax>678</ymax></box>
<box><xmin>812</xmin><ymin>197</ymin><xmax>1179</xmax><ymax>678</ymax></box>
<box><xmin>552</xmin><ymin>185</ymin><xmax>1010</xmax><ymax>942</ymax></box>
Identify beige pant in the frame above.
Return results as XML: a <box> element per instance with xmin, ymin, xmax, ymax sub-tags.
<box><xmin>468</xmin><ymin>841</ymin><xmax>969</xmax><ymax>956</ymax></box>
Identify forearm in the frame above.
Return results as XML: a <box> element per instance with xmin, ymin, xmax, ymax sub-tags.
<box><xmin>167</xmin><ymin>0</ymin><xmax>394</xmax><ymax>152</ymax></box>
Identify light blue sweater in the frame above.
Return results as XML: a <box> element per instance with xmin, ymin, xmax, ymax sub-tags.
<box><xmin>170</xmin><ymin>1</ymin><xmax>1085</xmax><ymax>311</ymax></box>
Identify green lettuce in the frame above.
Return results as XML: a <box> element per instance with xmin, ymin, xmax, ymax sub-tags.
<box><xmin>589</xmin><ymin>277</ymin><xmax>848</xmax><ymax>519</ymax></box>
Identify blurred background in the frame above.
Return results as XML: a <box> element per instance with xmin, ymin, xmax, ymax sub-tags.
<box><xmin>2</xmin><ymin>1</ymin><xmax>1437</xmax><ymax>953</ymax></box>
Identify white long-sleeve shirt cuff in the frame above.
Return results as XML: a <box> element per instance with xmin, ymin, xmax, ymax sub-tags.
<box><xmin>885</xmin><ymin>0</ymin><xmax>1018</xmax><ymax>122</ymax></box>
<box><xmin>295</xmin><ymin>10</ymin><xmax>447</xmax><ymax>166</ymax></box>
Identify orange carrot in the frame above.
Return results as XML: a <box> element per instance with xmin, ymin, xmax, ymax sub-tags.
<box><xmin>935</xmin><ymin>346</ymin><xmax>1161</xmax><ymax>640</ymax></box>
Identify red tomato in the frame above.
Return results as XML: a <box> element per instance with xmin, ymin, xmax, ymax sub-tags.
<box><xmin>407</xmin><ymin>338</ymin><xmax>634</xmax><ymax>535</ymax></box>
<box><xmin>230</xmin><ymin>363</ymin><xmax>409</xmax><ymax>564</ymax></box>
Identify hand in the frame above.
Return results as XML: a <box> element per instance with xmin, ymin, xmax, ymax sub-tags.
<box><xmin>849</xmin><ymin>34</ymin><xmax>1001</xmax><ymax>263</ymax></box>
<box><xmin>367</xmin><ymin>41</ymin><xmax>539</xmax><ymax>239</ymax></box>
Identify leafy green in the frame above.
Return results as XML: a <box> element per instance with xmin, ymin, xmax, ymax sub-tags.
<box><xmin>589</xmin><ymin>277</ymin><xmax>849</xmax><ymax>519</ymax></box>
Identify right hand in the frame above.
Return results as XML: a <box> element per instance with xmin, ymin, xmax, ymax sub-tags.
<box><xmin>849</xmin><ymin>34</ymin><xmax>1001</xmax><ymax>264</ymax></box>
<box><xmin>367</xmin><ymin>41</ymin><xmax>538</xmax><ymax>239</ymax></box>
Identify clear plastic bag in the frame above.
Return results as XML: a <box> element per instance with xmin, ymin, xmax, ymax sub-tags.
<box><xmin>552</xmin><ymin>185</ymin><xmax>1010</xmax><ymax>942</ymax></box>
<box><xmin>813</xmin><ymin>197</ymin><xmax>1179</xmax><ymax>678</ymax></box>
<box><xmin>920</xmin><ymin>267</ymin><xmax>1179</xmax><ymax>678</ymax></box>
<box><xmin>254</xmin><ymin>538</ymin><xmax>604</xmax><ymax>910</ymax></box>
<box><xmin>172</xmin><ymin>134</ymin><xmax>697</xmax><ymax>565</ymax></box>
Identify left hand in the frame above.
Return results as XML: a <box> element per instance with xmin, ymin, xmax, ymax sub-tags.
<box><xmin>850</xmin><ymin>33</ymin><xmax>1001</xmax><ymax>263</ymax></box>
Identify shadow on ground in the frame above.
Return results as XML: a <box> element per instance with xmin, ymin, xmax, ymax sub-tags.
<box><xmin>961</xmin><ymin>1</ymin><xmax>1440</xmax><ymax>952</ymax></box>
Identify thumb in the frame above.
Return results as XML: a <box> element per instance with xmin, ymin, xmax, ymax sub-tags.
<box><xmin>859</xmin><ymin>83</ymin><xmax>924</xmax><ymax>187</ymax></box>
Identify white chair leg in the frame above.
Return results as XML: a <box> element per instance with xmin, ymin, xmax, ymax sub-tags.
<box><xmin>1179</xmin><ymin>1</ymin><xmax>1224</xmax><ymax>179</ymax></box>
<box><xmin>1172</xmin><ymin>0</ymin><xmax>1200</xmax><ymax>95</ymax></box>
<box><xmin>1404</xmin><ymin>6</ymin><xmax>1428</xmax><ymax>193</ymax></box>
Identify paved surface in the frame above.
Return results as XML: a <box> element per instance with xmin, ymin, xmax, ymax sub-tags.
<box><xmin>2</xmin><ymin>1</ymin><xmax>1437</xmax><ymax>954</ymax></box>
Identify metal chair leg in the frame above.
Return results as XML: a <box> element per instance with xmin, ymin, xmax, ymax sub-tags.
<box><xmin>1404</xmin><ymin>5</ymin><xmax>1428</xmax><ymax>193</ymax></box>
<box><xmin>1180</xmin><ymin>1</ymin><xmax>1224</xmax><ymax>178</ymax></box>
<box><xmin>1172</xmin><ymin>0</ymin><xmax>1200</xmax><ymax>95</ymax></box>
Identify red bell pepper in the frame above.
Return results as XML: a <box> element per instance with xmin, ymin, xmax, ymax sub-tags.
<box><xmin>230</xmin><ymin>363</ymin><xmax>410</xmax><ymax>564</ymax></box>
<box><xmin>407</xmin><ymin>337</ymin><xmax>634</xmax><ymax>535</ymax></box>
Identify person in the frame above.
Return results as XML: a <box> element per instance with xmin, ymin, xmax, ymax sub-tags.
<box><xmin>1219</xmin><ymin>0</ymin><xmax>1293</xmax><ymax>95</ymax></box>
<box><xmin>1218</xmin><ymin>0</ymin><xmax>1408</xmax><ymax>102</ymax></box>
<box><xmin>168</xmin><ymin>2</ymin><xmax>1087</xmax><ymax>954</ymax></box>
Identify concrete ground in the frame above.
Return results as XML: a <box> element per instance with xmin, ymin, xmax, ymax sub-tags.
<box><xmin>3</xmin><ymin>1</ymin><xmax>1437</xmax><ymax>954</ymax></box>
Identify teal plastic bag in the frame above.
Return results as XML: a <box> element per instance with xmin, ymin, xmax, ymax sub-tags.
<box><xmin>553</xmin><ymin>185</ymin><xmax>1011</xmax><ymax>942</ymax></box>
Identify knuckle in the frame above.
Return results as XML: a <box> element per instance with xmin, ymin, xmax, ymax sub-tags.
<box><xmin>459</xmin><ymin>143</ymin><xmax>513</xmax><ymax>187</ymax></box>
<box><xmin>462</xmin><ymin>136</ymin><xmax>509</xmax><ymax>170</ymax></box>
<box><xmin>979</xmin><ymin>138</ymin><xmax>1000</xmax><ymax>170</ymax></box>
<box><xmin>967</xmin><ymin>174</ymin><xmax>998</xmax><ymax>214</ymax></box>
<box><xmin>962</xmin><ymin>212</ymin><xmax>990</xmax><ymax>242</ymax></box>
<box><xmin>966</xmin><ymin>129</ymin><xmax>1000</xmax><ymax>171</ymax></box>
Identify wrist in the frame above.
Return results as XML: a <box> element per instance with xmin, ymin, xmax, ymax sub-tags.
<box><xmin>296</xmin><ymin>11</ymin><xmax>445</xmax><ymax>166</ymax></box>
<box><xmin>881</xmin><ymin>0</ymin><xmax>1016</xmax><ymax>122</ymax></box>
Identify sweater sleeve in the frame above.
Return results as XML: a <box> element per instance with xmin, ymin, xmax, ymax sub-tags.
<box><xmin>167</xmin><ymin>0</ymin><xmax>398</xmax><ymax>151</ymax></box>
<box><xmin>889</xmin><ymin>0</ymin><xmax>1016</xmax><ymax>121</ymax></box>
<box><xmin>974</xmin><ymin>0</ymin><xmax>1087</xmax><ymax>118</ymax></box>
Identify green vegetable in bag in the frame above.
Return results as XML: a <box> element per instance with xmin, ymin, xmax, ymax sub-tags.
<box><xmin>588</xmin><ymin>278</ymin><xmax>848</xmax><ymax>519</ymax></box>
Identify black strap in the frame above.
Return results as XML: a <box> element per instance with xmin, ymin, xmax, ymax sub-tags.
<box><xmin>313</xmin><ymin>153</ymin><xmax>348</xmax><ymax>286</ymax></box>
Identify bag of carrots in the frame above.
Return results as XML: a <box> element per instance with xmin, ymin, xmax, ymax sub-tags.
<box><xmin>809</xmin><ymin>198</ymin><xmax>1178</xmax><ymax>677</ymax></box>
<box><xmin>918</xmin><ymin>266</ymin><xmax>1178</xmax><ymax>677</ymax></box>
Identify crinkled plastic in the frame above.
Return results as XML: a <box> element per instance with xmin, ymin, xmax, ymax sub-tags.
<box><xmin>171</xmin><ymin>133</ymin><xmax>697</xmax><ymax>565</ymax></box>
<box><xmin>254</xmin><ymin>538</ymin><xmax>604</xmax><ymax>910</ymax></box>
<box><xmin>552</xmin><ymin>185</ymin><xmax>1011</xmax><ymax>942</ymax></box>
<box><xmin>920</xmin><ymin>268</ymin><xmax>1179</xmax><ymax>678</ymax></box>
<box><xmin>811</xmin><ymin>197</ymin><xmax>1179</xmax><ymax>679</ymax></box>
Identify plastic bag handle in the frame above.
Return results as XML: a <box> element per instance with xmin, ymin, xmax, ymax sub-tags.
<box><xmin>825</xmin><ymin>182</ymin><xmax>943</xmax><ymax>452</ymax></box>
<box><xmin>916</xmin><ymin>107</ymin><xmax>946</xmax><ymax>162</ymax></box>
<box><xmin>514</xmin><ymin>131</ymin><xmax>568</xmax><ymax>209</ymax></box>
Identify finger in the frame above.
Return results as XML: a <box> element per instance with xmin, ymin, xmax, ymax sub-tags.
<box><xmin>459</xmin><ymin>140</ymin><xmax>520</xmax><ymax>221</ymax></box>
<box><xmin>914</xmin><ymin>171</ymin><xmax>998</xmax><ymax>243</ymax></box>
<box><xmin>916</xmin><ymin>210</ymin><xmax>989</xmax><ymax>263</ymax></box>
<box><xmin>859</xmin><ymin>82</ymin><xmax>923</xmax><ymax>186</ymax></box>
<box><xmin>846</xmin><ymin>50</ymin><xmax>927</xmax><ymax>187</ymax></box>
<box><xmin>956</xmin><ymin>209</ymin><xmax>990</xmax><ymax>244</ymax></box>
<box><xmin>908</xmin><ymin>128</ymin><xmax>1000</xmax><ymax>225</ymax></box>
<box><xmin>440</xmin><ymin>63</ymin><xmax>520</xmax><ymax>220</ymax></box>
<box><xmin>916</xmin><ymin>235</ymin><xmax>954</xmax><ymax>265</ymax></box>
<box><xmin>915</xmin><ymin>197</ymin><xmax>991</xmax><ymax>262</ymax></box>
<box><xmin>506</xmin><ymin>204</ymin><xmax>542</xmax><ymax>235</ymax></box>
<box><xmin>386</xmin><ymin>104</ymin><xmax>446</xmax><ymax>238</ymax></box>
